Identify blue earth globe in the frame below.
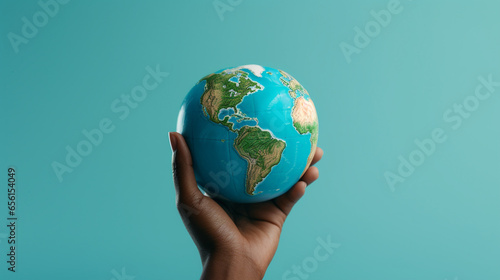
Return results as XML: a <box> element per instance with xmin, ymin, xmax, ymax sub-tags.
<box><xmin>177</xmin><ymin>65</ymin><xmax>319</xmax><ymax>203</ymax></box>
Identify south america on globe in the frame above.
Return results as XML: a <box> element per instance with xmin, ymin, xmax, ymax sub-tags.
<box><xmin>177</xmin><ymin>65</ymin><xmax>318</xmax><ymax>203</ymax></box>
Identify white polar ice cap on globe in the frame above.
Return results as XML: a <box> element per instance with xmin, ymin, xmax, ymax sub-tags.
<box><xmin>224</xmin><ymin>64</ymin><xmax>265</xmax><ymax>77</ymax></box>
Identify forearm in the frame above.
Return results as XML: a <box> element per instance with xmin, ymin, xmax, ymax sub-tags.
<box><xmin>200</xmin><ymin>251</ymin><xmax>265</xmax><ymax>280</ymax></box>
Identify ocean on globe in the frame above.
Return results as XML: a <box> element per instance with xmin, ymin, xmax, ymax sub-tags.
<box><xmin>176</xmin><ymin>65</ymin><xmax>318</xmax><ymax>203</ymax></box>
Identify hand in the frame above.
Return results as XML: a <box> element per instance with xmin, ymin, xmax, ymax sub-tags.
<box><xmin>169</xmin><ymin>132</ymin><xmax>323</xmax><ymax>280</ymax></box>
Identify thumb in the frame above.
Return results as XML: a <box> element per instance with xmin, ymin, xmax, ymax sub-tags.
<box><xmin>170</xmin><ymin>132</ymin><xmax>203</xmax><ymax>209</ymax></box>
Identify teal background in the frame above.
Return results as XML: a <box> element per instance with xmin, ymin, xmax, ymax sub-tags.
<box><xmin>1</xmin><ymin>0</ymin><xmax>499</xmax><ymax>279</ymax></box>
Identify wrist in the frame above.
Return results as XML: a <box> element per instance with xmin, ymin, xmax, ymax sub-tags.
<box><xmin>201</xmin><ymin>250</ymin><xmax>265</xmax><ymax>280</ymax></box>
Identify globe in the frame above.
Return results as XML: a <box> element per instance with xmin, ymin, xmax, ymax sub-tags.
<box><xmin>177</xmin><ymin>65</ymin><xmax>319</xmax><ymax>203</ymax></box>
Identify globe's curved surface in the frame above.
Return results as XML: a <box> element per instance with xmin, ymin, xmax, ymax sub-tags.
<box><xmin>177</xmin><ymin>65</ymin><xmax>318</xmax><ymax>203</ymax></box>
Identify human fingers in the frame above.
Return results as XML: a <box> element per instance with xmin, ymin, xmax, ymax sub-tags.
<box><xmin>310</xmin><ymin>147</ymin><xmax>323</xmax><ymax>166</ymax></box>
<box><xmin>272</xmin><ymin>181</ymin><xmax>307</xmax><ymax>216</ymax></box>
<box><xmin>300</xmin><ymin>166</ymin><xmax>319</xmax><ymax>186</ymax></box>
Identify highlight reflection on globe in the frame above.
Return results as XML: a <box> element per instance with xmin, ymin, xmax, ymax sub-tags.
<box><xmin>177</xmin><ymin>65</ymin><xmax>319</xmax><ymax>203</ymax></box>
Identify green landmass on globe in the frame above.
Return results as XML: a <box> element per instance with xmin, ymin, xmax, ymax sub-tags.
<box><xmin>234</xmin><ymin>126</ymin><xmax>286</xmax><ymax>195</ymax></box>
<box><xmin>200</xmin><ymin>71</ymin><xmax>261</xmax><ymax>132</ymax></box>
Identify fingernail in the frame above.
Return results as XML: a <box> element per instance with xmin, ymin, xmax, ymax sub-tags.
<box><xmin>169</xmin><ymin>132</ymin><xmax>177</xmax><ymax>152</ymax></box>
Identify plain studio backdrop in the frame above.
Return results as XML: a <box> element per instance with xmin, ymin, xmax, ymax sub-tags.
<box><xmin>1</xmin><ymin>0</ymin><xmax>499</xmax><ymax>279</ymax></box>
